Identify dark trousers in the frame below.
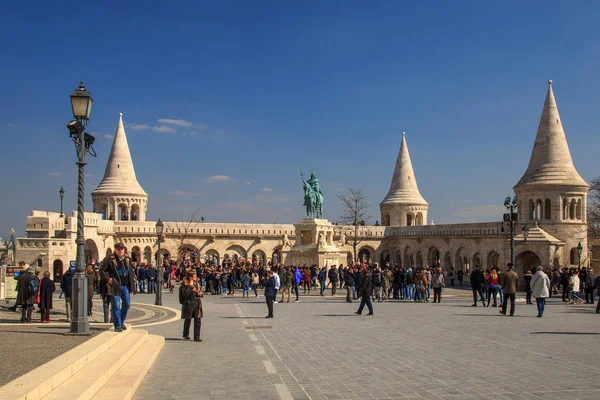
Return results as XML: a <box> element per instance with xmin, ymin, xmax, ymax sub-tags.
<box><xmin>331</xmin><ymin>282</ymin><xmax>337</xmax><ymax>296</ymax></box>
<box><xmin>433</xmin><ymin>287</ymin><xmax>442</xmax><ymax>303</ymax></box>
<box><xmin>21</xmin><ymin>304</ymin><xmax>33</xmax><ymax>323</ymax></box>
<box><xmin>596</xmin><ymin>297</ymin><xmax>600</xmax><ymax>314</ymax></box>
<box><xmin>472</xmin><ymin>288</ymin><xmax>485</xmax><ymax>305</ymax></box>
<box><xmin>357</xmin><ymin>296</ymin><xmax>373</xmax><ymax>314</ymax></box>
<box><xmin>502</xmin><ymin>293</ymin><xmax>516</xmax><ymax>315</ymax></box>
<box><xmin>562</xmin><ymin>284</ymin><xmax>569</xmax><ymax>301</ymax></box>
<box><xmin>266</xmin><ymin>295</ymin><xmax>274</xmax><ymax>317</ymax></box>
<box><xmin>183</xmin><ymin>317</ymin><xmax>201</xmax><ymax>340</ymax></box>
<box><xmin>526</xmin><ymin>291</ymin><xmax>532</xmax><ymax>304</ymax></box>
<box><xmin>584</xmin><ymin>287</ymin><xmax>595</xmax><ymax>303</ymax></box>
<box><xmin>346</xmin><ymin>286</ymin><xmax>352</xmax><ymax>302</ymax></box>
<box><xmin>293</xmin><ymin>283</ymin><xmax>299</xmax><ymax>301</ymax></box>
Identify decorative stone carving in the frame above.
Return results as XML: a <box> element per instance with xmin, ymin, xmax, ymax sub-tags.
<box><xmin>282</xmin><ymin>233</ymin><xmax>292</xmax><ymax>249</ymax></box>
<box><xmin>317</xmin><ymin>232</ymin><xmax>326</xmax><ymax>248</ymax></box>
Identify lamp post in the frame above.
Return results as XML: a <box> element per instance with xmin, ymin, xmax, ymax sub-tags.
<box><xmin>577</xmin><ymin>241</ymin><xmax>582</xmax><ymax>269</ymax></box>
<box><xmin>502</xmin><ymin>196</ymin><xmax>518</xmax><ymax>265</ymax></box>
<box><xmin>59</xmin><ymin>186</ymin><xmax>65</xmax><ymax>217</ymax></box>
<box><xmin>155</xmin><ymin>218</ymin><xmax>164</xmax><ymax>306</ymax></box>
<box><xmin>68</xmin><ymin>81</ymin><xmax>95</xmax><ymax>335</ymax></box>
<box><xmin>9</xmin><ymin>228</ymin><xmax>15</xmax><ymax>266</ymax></box>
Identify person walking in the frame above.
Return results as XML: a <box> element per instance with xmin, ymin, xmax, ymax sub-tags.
<box><xmin>282</xmin><ymin>266</ymin><xmax>293</xmax><ymax>303</ymax></box>
<box><xmin>179</xmin><ymin>269</ymin><xmax>203</xmax><ymax>341</ymax></box>
<box><xmin>60</xmin><ymin>266</ymin><xmax>74</xmax><ymax>322</ymax></box>
<box><xmin>373</xmin><ymin>267</ymin><xmax>383</xmax><ymax>302</ymax></box>
<box><xmin>531</xmin><ymin>266</ymin><xmax>550</xmax><ymax>317</ymax></box>
<box><xmin>99</xmin><ymin>243</ymin><xmax>136</xmax><ymax>332</ymax></box>
<box><xmin>17</xmin><ymin>266</ymin><xmax>39</xmax><ymax>323</ymax></box>
<box><xmin>355</xmin><ymin>267</ymin><xmax>374</xmax><ymax>315</ymax></box>
<box><xmin>500</xmin><ymin>263</ymin><xmax>518</xmax><ymax>316</ymax></box>
<box><xmin>328</xmin><ymin>266</ymin><xmax>339</xmax><ymax>296</ymax></box>
<box><xmin>86</xmin><ymin>264</ymin><xmax>96</xmax><ymax>317</ymax></box>
<box><xmin>264</xmin><ymin>270</ymin><xmax>276</xmax><ymax>318</ymax></box>
<box><xmin>39</xmin><ymin>270</ymin><xmax>55</xmax><ymax>323</ymax></box>
<box><xmin>470</xmin><ymin>265</ymin><xmax>486</xmax><ymax>307</ymax></box>
<box><xmin>293</xmin><ymin>266</ymin><xmax>302</xmax><ymax>302</ymax></box>
<box><xmin>318</xmin><ymin>267</ymin><xmax>327</xmax><ymax>296</ymax></box>
<box><xmin>241</xmin><ymin>269</ymin><xmax>251</xmax><ymax>298</ymax></box>
<box><xmin>486</xmin><ymin>267</ymin><xmax>501</xmax><ymax>307</ymax></box>
<box><xmin>431</xmin><ymin>267</ymin><xmax>445</xmax><ymax>303</ymax></box>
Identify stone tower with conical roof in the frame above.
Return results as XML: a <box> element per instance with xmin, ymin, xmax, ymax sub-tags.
<box><xmin>380</xmin><ymin>132</ymin><xmax>428</xmax><ymax>226</ymax></box>
<box><xmin>514</xmin><ymin>81</ymin><xmax>589</xmax><ymax>265</ymax></box>
<box><xmin>92</xmin><ymin>113</ymin><xmax>148</xmax><ymax>222</ymax></box>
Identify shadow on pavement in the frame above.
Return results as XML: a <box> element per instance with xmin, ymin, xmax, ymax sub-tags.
<box><xmin>531</xmin><ymin>332</ymin><xmax>600</xmax><ymax>335</ymax></box>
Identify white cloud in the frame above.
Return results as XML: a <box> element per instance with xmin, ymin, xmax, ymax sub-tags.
<box><xmin>103</xmin><ymin>134</ymin><xmax>114</xmax><ymax>140</ymax></box>
<box><xmin>205</xmin><ymin>175</ymin><xmax>233</xmax><ymax>183</ymax></box>
<box><xmin>48</xmin><ymin>171</ymin><xmax>63</xmax><ymax>177</ymax></box>
<box><xmin>152</xmin><ymin>126</ymin><xmax>176</xmax><ymax>134</ymax></box>
<box><xmin>262</xmin><ymin>187</ymin><xmax>275</xmax><ymax>192</ymax></box>
<box><xmin>85</xmin><ymin>173</ymin><xmax>96</xmax><ymax>178</ymax></box>
<box><xmin>6</xmin><ymin>123</ymin><xmax>15</xmax><ymax>127</ymax></box>
<box><xmin>181</xmin><ymin>131</ymin><xmax>201</xmax><ymax>136</ymax></box>
<box><xmin>130</xmin><ymin>123</ymin><xmax>151</xmax><ymax>131</ymax></box>
<box><xmin>168</xmin><ymin>190</ymin><xmax>200</xmax><ymax>197</ymax></box>
<box><xmin>245</xmin><ymin>182</ymin><xmax>251</xmax><ymax>185</ymax></box>
<box><xmin>158</xmin><ymin>119</ymin><xmax>192</xmax><ymax>127</ymax></box>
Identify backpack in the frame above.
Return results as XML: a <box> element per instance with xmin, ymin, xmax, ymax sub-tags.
<box><xmin>27</xmin><ymin>278</ymin><xmax>39</xmax><ymax>298</ymax></box>
<box><xmin>373</xmin><ymin>273</ymin><xmax>382</xmax><ymax>286</ymax></box>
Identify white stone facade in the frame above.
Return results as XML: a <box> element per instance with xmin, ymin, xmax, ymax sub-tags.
<box><xmin>14</xmin><ymin>82</ymin><xmax>590</xmax><ymax>285</ymax></box>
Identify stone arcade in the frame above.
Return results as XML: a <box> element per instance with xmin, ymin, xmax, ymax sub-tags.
<box><xmin>15</xmin><ymin>81</ymin><xmax>589</xmax><ymax>283</ymax></box>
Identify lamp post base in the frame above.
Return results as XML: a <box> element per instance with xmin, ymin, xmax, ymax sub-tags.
<box><xmin>70</xmin><ymin>273</ymin><xmax>90</xmax><ymax>335</ymax></box>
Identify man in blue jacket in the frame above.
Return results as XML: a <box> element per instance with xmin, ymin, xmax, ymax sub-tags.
<box><xmin>137</xmin><ymin>265</ymin><xmax>148</xmax><ymax>293</ymax></box>
<box><xmin>60</xmin><ymin>267</ymin><xmax>75</xmax><ymax>322</ymax></box>
<box><xmin>264</xmin><ymin>270</ymin><xmax>276</xmax><ymax>318</ymax></box>
<box><xmin>147</xmin><ymin>265</ymin><xmax>157</xmax><ymax>294</ymax></box>
<box><xmin>293</xmin><ymin>266</ymin><xmax>302</xmax><ymax>302</ymax></box>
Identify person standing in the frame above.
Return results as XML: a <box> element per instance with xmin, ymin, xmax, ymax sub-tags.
<box><xmin>530</xmin><ymin>266</ymin><xmax>550</xmax><ymax>318</ymax></box>
<box><xmin>345</xmin><ymin>267</ymin><xmax>356</xmax><ymax>303</ymax></box>
<box><xmin>470</xmin><ymin>265</ymin><xmax>486</xmax><ymax>307</ymax></box>
<box><xmin>147</xmin><ymin>264</ymin><xmax>157</xmax><ymax>294</ymax></box>
<box><xmin>318</xmin><ymin>267</ymin><xmax>327</xmax><ymax>296</ymax></box>
<box><xmin>179</xmin><ymin>269</ymin><xmax>203</xmax><ymax>341</ymax></box>
<box><xmin>355</xmin><ymin>267</ymin><xmax>374</xmax><ymax>315</ymax></box>
<box><xmin>328</xmin><ymin>266</ymin><xmax>339</xmax><ymax>296</ymax></box>
<box><xmin>39</xmin><ymin>270</ymin><xmax>55</xmax><ymax>323</ymax></box>
<box><xmin>60</xmin><ymin>266</ymin><xmax>74</xmax><ymax>322</ymax></box>
<box><xmin>431</xmin><ymin>267</ymin><xmax>445</xmax><ymax>303</ymax></box>
<box><xmin>264</xmin><ymin>270</ymin><xmax>276</xmax><ymax>318</ymax></box>
<box><xmin>293</xmin><ymin>266</ymin><xmax>302</xmax><ymax>302</ymax></box>
<box><xmin>282</xmin><ymin>267</ymin><xmax>293</xmax><ymax>303</ymax></box>
<box><xmin>595</xmin><ymin>274</ymin><xmax>600</xmax><ymax>314</ymax></box>
<box><xmin>373</xmin><ymin>267</ymin><xmax>383</xmax><ymax>302</ymax></box>
<box><xmin>17</xmin><ymin>267</ymin><xmax>39</xmax><ymax>323</ymax></box>
<box><xmin>100</xmin><ymin>243</ymin><xmax>136</xmax><ymax>332</ymax></box>
<box><xmin>524</xmin><ymin>269</ymin><xmax>533</xmax><ymax>305</ymax></box>
<box><xmin>273</xmin><ymin>267</ymin><xmax>281</xmax><ymax>303</ymax></box>
<box><xmin>500</xmin><ymin>263</ymin><xmax>518</xmax><ymax>316</ymax></box>
<box><xmin>86</xmin><ymin>264</ymin><xmax>96</xmax><ymax>317</ymax></box>
<box><xmin>584</xmin><ymin>269</ymin><xmax>595</xmax><ymax>304</ymax></box>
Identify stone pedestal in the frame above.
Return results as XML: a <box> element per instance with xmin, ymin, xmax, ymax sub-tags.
<box><xmin>282</xmin><ymin>219</ymin><xmax>347</xmax><ymax>267</ymax></box>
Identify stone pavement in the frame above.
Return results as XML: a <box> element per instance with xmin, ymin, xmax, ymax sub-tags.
<box><xmin>134</xmin><ymin>288</ymin><xmax>600</xmax><ymax>400</ymax></box>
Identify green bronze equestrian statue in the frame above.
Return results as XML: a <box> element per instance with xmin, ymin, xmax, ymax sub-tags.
<box><xmin>301</xmin><ymin>172</ymin><xmax>324</xmax><ymax>219</ymax></box>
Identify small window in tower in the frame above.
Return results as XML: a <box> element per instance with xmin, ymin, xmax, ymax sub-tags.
<box><xmin>118</xmin><ymin>164</ymin><xmax>120</xmax><ymax>168</ymax></box>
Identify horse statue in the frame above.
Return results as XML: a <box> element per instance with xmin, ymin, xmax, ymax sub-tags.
<box><xmin>301</xmin><ymin>172</ymin><xmax>324</xmax><ymax>219</ymax></box>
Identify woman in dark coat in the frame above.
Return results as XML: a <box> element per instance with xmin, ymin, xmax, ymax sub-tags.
<box><xmin>179</xmin><ymin>269</ymin><xmax>203</xmax><ymax>341</ymax></box>
<box><xmin>39</xmin><ymin>270</ymin><xmax>56</xmax><ymax>323</ymax></box>
<box><xmin>86</xmin><ymin>265</ymin><xmax>96</xmax><ymax>316</ymax></box>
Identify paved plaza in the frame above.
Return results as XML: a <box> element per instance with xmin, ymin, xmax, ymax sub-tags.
<box><xmin>133</xmin><ymin>289</ymin><xmax>600</xmax><ymax>400</ymax></box>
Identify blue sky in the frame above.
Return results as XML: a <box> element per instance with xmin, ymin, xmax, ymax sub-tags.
<box><xmin>1</xmin><ymin>1</ymin><xmax>599</xmax><ymax>237</ymax></box>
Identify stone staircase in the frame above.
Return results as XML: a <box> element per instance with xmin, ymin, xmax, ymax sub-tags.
<box><xmin>0</xmin><ymin>327</ymin><xmax>164</xmax><ymax>400</ymax></box>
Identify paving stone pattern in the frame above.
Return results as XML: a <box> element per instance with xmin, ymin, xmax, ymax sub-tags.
<box><xmin>135</xmin><ymin>289</ymin><xmax>600</xmax><ymax>400</ymax></box>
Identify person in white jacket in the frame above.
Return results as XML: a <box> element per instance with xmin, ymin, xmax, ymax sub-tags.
<box><xmin>531</xmin><ymin>266</ymin><xmax>551</xmax><ymax>317</ymax></box>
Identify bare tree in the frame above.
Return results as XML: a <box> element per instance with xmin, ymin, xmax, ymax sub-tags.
<box><xmin>337</xmin><ymin>188</ymin><xmax>372</xmax><ymax>263</ymax></box>
<box><xmin>588</xmin><ymin>176</ymin><xmax>600</xmax><ymax>238</ymax></box>
<box><xmin>171</xmin><ymin>210</ymin><xmax>203</xmax><ymax>262</ymax></box>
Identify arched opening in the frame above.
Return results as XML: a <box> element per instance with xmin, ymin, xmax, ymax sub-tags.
<box><xmin>117</xmin><ymin>203</ymin><xmax>129</xmax><ymax>221</ymax></box>
<box><xmin>416</xmin><ymin>212</ymin><xmax>423</xmax><ymax>226</ymax></box>
<box><xmin>569</xmin><ymin>247</ymin><xmax>577</xmax><ymax>265</ymax></box>
<box><xmin>130</xmin><ymin>246</ymin><xmax>141</xmax><ymax>264</ymax></box>
<box><xmin>96</xmin><ymin>201</ymin><xmax>108</xmax><ymax>220</ymax></box>
<box><xmin>455</xmin><ymin>248</ymin><xmax>467</xmax><ymax>272</ymax></box>
<box><xmin>443</xmin><ymin>252</ymin><xmax>452</xmax><ymax>271</ymax></box>
<box><xmin>535</xmin><ymin>199</ymin><xmax>542</xmax><ymax>220</ymax></box>
<box><xmin>395</xmin><ymin>250</ymin><xmax>402</xmax><ymax>267</ymax></box>
<box><xmin>252</xmin><ymin>250</ymin><xmax>266</xmax><ymax>265</ymax></box>
<box><xmin>544</xmin><ymin>199</ymin><xmax>551</xmax><ymax>220</ymax></box>
<box><xmin>347</xmin><ymin>252</ymin><xmax>353</xmax><ymax>265</ymax></box>
<box><xmin>272</xmin><ymin>249</ymin><xmax>281</xmax><ymax>265</ymax></box>
<box><xmin>357</xmin><ymin>247</ymin><xmax>373</xmax><ymax>264</ymax></box>
<box><xmin>569</xmin><ymin>200</ymin><xmax>576</xmax><ymax>220</ymax></box>
<box><xmin>130</xmin><ymin>203</ymin><xmax>140</xmax><ymax>221</ymax></box>
<box><xmin>515</xmin><ymin>250</ymin><xmax>541</xmax><ymax>285</ymax></box>
<box><xmin>563</xmin><ymin>198</ymin><xmax>568</xmax><ymax>219</ymax></box>
<box><xmin>427</xmin><ymin>246</ymin><xmax>440</xmax><ymax>266</ymax></box>
<box><xmin>380</xmin><ymin>250</ymin><xmax>390</xmax><ymax>267</ymax></box>
<box><xmin>415</xmin><ymin>251</ymin><xmax>423</xmax><ymax>268</ymax></box>
<box><xmin>144</xmin><ymin>246</ymin><xmax>152</xmax><ymax>265</ymax></box>
<box><xmin>406</xmin><ymin>213</ymin><xmax>414</xmax><ymax>226</ymax></box>
<box><xmin>576</xmin><ymin>199</ymin><xmax>582</xmax><ymax>220</ymax></box>
<box><xmin>403</xmin><ymin>246</ymin><xmax>414</xmax><ymax>268</ymax></box>
<box><xmin>226</xmin><ymin>245</ymin><xmax>247</xmax><ymax>263</ymax></box>
<box><xmin>487</xmin><ymin>250</ymin><xmax>500</xmax><ymax>269</ymax></box>
<box><xmin>84</xmin><ymin>239</ymin><xmax>99</xmax><ymax>264</ymax></box>
<box><xmin>553</xmin><ymin>258</ymin><xmax>561</xmax><ymax>269</ymax></box>
<box><xmin>472</xmin><ymin>252</ymin><xmax>482</xmax><ymax>268</ymax></box>
<box><xmin>205</xmin><ymin>249</ymin><xmax>219</xmax><ymax>265</ymax></box>
<box><xmin>52</xmin><ymin>259</ymin><xmax>63</xmax><ymax>282</ymax></box>
<box><xmin>179</xmin><ymin>245</ymin><xmax>198</xmax><ymax>262</ymax></box>
<box><xmin>529</xmin><ymin>199</ymin><xmax>535</xmax><ymax>219</ymax></box>
<box><xmin>156</xmin><ymin>249</ymin><xmax>171</xmax><ymax>264</ymax></box>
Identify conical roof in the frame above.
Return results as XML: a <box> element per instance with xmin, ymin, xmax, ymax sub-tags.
<box><xmin>92</xmin><ymin>113</ymin><xmax>147</xmax><ymax>197</ymax></box>
<box><xmin>381</xmin><ymin>132</ymin><xmax>428</xmax><ymax>205</ymax></box>
<box><xmin>515</xmin><ymin>81</ymin><xmax>588</xmax><ymax>188</ymax></box>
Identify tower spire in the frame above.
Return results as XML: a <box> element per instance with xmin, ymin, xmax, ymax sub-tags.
<box><xmin>93</xmin><ymin>113</ymin><xmax>147</xmax><ymax>196</ymax></box>
<box><xmin>381</xmin><ymin>132</ymin><xmax>428</xmax><ymax>205</ymax></box>
<box><xmin>515</xmin><ymin>80</ymin><xmax>587</xmax><ymax>188</ymax></box>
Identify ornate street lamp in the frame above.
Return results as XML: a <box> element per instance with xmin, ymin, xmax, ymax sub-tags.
<box><xmin>59</xmin><ymin>186</ymin><xmax>65</xmax><ymax>217</ymax></box>
<box><xmin>155</xmin><ymin>218</ymin><xmax>164</xmax><ymax>306</ymax></box>
<box><xmin>68</xmin><ymin>81</ymin><xmax>95</xmax><ymax>335</ymax></box>
<box><xmin>502</xmin><ymin>196</ymin><xmax>518</xmax><ymax>265</ymax></box>
<box><xmin>577</xmin><ymin>241</ymin><xmax>583</xmax><ymax>269</ymax></box>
